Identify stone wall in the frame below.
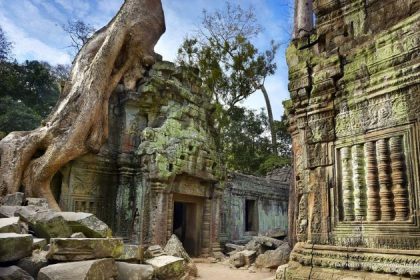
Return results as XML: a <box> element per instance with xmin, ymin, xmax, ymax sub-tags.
<box><xmin>283</xmin><ymin>0</ymin><xmax>420</xmax><ymax>278</ymax></box>
<box><xmin>220</xmin><ymin>168</ymin><xmax>290</xmax><ymax>243</ymax></box>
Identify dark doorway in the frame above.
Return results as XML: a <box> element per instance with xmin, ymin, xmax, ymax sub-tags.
<box><xmin>172</xmin><ymin>197</ymin><xmax>203</xmax><ymax>257</ymax></box>
<box><xmin>245</xmin><ymin>199</ymin><xmax>258</xmax><ymax>232</ymax></box>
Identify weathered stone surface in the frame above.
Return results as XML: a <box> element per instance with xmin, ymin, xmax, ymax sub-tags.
<box><xmin>241</xmin><ymin>250</ymin><xmax>257</xmax><ymax>266</ymax></box>
<box><xmin>164</xmin><ymin>234</ymin><xmax>191</xmax><ymax>262</ymax></box>
<box><xmin>285</xmin><ymin>0</ymin><xmax>420</xmax><ymax>278</ymax></box>
<box><xmin>26</xmin><ymin>198</ymin><xmax>49</xmax><ymax>208</ymax></box>
<box><xmin>0</xmin><ymin>217</ymin><xmax>21</xmax><ymax>233</ymax></box>
<box><xmin>229</xmin><ymin>251</ymin><xmax>246</xmax><ymax>268</ymax></box>
<box><xmin>0</xmin><ymin>266</ymin><xmax>33</xmax><ymax>280</ymax></box>
<box><xmin>59</xmin><ymin>212</ymin><xmax>112</xmax><ymax>238</ymax></box>
<box><xmin>116</xmin><ymin>262</ymin><xmax>153</xmax><ymax>280</ymax></box>
<box><xmin>145</xmin><ymin>255</ymin><xmax>184</xmax><ymax>280</ymax></box>
<box><xmin>38</xmin><ymin>258</ymin><xmax>117</xmax><ymax>280</ymax></box>
<box><xmin>16</xmin><ymin>207</ymin><xmax>72</xmax><ymax>239</ymax></box>
<box><xmin>255</xmin><ymin>243</ymin><xmax>291</xmax><ymax>269</ymax></box>
<box><xmin>70</xmin><ymin>232</ymin><xmax>86</xmax><ymax>238</ymax></box>
<box><xmin>17</xmin><ymin>249</ymin><xmax>49</xmax><ymax>278</ymax></box>
<box><xmin>0</xmin><ymin>233</ymin><xmax>33</xmax><ymax>262</ymax></box>
<box><xmin>47</xmin><ymin>238</ymin><xmax>124</xmax><ymax>261</ymax></box>
<box><xmin>0</xmin><ymin>192</ymin><xmax>25</xmax><ymax>206</ymax></box>
<box><xmin>117</xmin><ymin>244</ymin><xmax>143</xmax><ymax>262</ymax></box>
<box><xmin>32</xmin><ymin>238</ymin><xmax>47</xmax><ymax>250</ymax></box>
<box><xmin>144</xmin><ymin>245</ymin><xmax>165</xmax><ymax>259</ymax></box>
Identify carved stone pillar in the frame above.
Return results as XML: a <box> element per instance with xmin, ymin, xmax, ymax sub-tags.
<box><xmin>377</xmin><ymin>139</ymin><xmax>394</xmax><ymax>221</ymax></box>
<box><xmin>149</xmin><ymin>182</ymin><xmax>170</xmax><ymax>247</ymax></box>
<box><xmin>390</xmin><ymin>136</ymin><xmax>409</xmax><ymax>221</ymax></box>
<box><xmin>211</xmin><ymin>189</ymin><xmax>223</xmax><ymax>254</ymax></box>
<box><xmin>201</xmin><ymin>198</ymin><xmax>212</xmax><ymax>256</ymax></box>
<box><xmin>364</xmin><ymin>141</ymin><xmax>380</xmax><ymax>221</ymax></box>
<box><xmin>341</xmin><ymin>147</ymin><xmax>354</xmax><ymax>221</ymax></box>
<box><xmin>352</xmin><ymin>144</ymin><xmax>366</xmax><ymax>220</ymax></box>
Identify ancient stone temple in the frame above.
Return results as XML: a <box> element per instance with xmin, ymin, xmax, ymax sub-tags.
<box><xmin>283</xmin><ymin>0</ymin><xmax>419</xmax><ymax>278</ymax></box>
<box><xmin>54</xmin><ymin>60</ymin><xmax>223</xmax><ymax>257</ymax></box>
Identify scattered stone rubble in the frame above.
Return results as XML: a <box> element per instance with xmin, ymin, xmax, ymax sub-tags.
<box><xmin>0</xmin><ymin>192</ymin><xmax>193</xmax><ymax>280</ymax></box>
<box><xmin>224</xmin><ymin>235</ymin><xmax>291</xmax><ymax>272</ymax></box>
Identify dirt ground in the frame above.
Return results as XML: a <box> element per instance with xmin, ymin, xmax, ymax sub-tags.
<box><xmin>195</xmin><ymin>262</ymin><xmax>275</xmax><ymax>280</ymax></box>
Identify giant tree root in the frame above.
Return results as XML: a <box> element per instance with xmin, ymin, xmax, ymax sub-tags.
<box><xmin>0</xmin><ymin>0</ymin><xmax>165</xmax><ymax>210</ymax></box>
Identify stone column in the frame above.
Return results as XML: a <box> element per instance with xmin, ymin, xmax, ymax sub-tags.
<box><xmin>390</xmin><ymin>136</ymin><xmax>409</xmax><ymax>221</ymax></box>
<box><xmin>201</xmin><ymin>198</ymin><xmax>212</xmax><ymax>257</ymax></box>
<box><xmin>149</xmin><ymin>182</ymin><xmax>170</xmax><ymax>247</ymax></box>
<box><xmin>364</xmin><ymin>141</ymin><xmax>380</xmax><ymax>221</ymax></box>
<box><xmin>377</xmin><ymin>139</ymin><xmax>394</xmax><ymax>221</ymax></box>
<box><xmin>294</xmin><ymin>0</ymin><xmax>314</xmax><ymax>38</ymax></box>
<box><xmin>341</xmin><ymin>147</ymin><xmax>354</xmax><ymax>221</ymax></box>
<box><xmin>210</xmin><ymin>188</ymin><xmax>223</xmax><ymax>254</ymax></box>
<box><xmin>352</xmin><ymin>144</ymin><xmax>366</xmax><ymax>220</ymax></box>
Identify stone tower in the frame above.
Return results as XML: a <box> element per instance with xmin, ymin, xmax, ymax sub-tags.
<box><xmin>283</xmin><ymin>0</ymin><xmax>420</xmax><ymax>278</ymax></box>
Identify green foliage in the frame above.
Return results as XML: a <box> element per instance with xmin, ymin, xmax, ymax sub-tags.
<box><xmin>258</xmin><ymin>154</ymin><xmax>291</xmax><ymax>175</ymax></box>
<box><xmin>0</xmin><ymin>96</ymin><xmax>42</xmax><ymax>133</ymax></box>
<box><xmin>0</xmin><ymin>29</ymin><xmax>60</xmax><ymax>134</ymax></box>
<box><xmin>0</xmin><ymin>27</ymin><xmax>12</xmax><ymax>61</ymax></box>
<box><xmin>177</xmin><ymin>3</ymin><xmax>278</xmax><ymax>109</ymax></box>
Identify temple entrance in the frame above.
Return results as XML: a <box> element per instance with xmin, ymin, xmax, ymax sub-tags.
<box><xmin>172</xmin><ymin>194</ymin><xmax>204</xmax><ymax>257</ymax></box>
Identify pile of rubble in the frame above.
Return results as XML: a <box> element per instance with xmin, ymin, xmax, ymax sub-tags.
<box><xmin>225</xmin><ymin>236</ymin><xmax>291</xmax><ymax>272</ymax></box>
<box><xmin>0</xmin><ymin>192</ymin><xmax>194</xmax><ymax>280</ymax></box>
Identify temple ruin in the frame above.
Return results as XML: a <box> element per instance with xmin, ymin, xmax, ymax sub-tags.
<box><xmin>282</xmin><ymin>0</ymin><xmax>420</xmax><ymax>278</ymax></box>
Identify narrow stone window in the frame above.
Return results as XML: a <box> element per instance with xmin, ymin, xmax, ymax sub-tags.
<box><xmin>245</xmin><ymin>199</ymin><xmax>258</xmax><ymax>232</ymax></box>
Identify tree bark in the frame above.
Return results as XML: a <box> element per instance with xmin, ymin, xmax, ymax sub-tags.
<box><xmin>293</xmin><ymin>0</ymin><xmax>313</xmax><ymax>38</ymax></box>
<box><xmin>260</xmin><ymin>84</ymin><xmax>277</xmax><ymax>154</ymax></box>
<box><xmin>0</xmin><ymin>0</ymin><xmax>165</xmax><ymax>210</ymax></box>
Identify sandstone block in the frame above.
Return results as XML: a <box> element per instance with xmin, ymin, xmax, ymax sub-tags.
<box><xmin>71</xmin><ymin>232</ymin><xmax>86</xmax><ymax>238</ymax></box>
<box><xmin>0</xmin><ymin>192</ymin><xmax>25</xmax><ymax>206</ymax></box>
<box><xmin>116</xmin><ymin>262</ymin><xmax>153</xmax><ymax>280</ymax></box>
<box><xmin>0</xmin><ymin>217</ymin><xmax>21</xmax><ymax>233</ymax></box>
<box><xmin>0</xmin><ymin>265</ymin><xmax>33</xmax><ymax>280</ymax></box>
<box><xmin>0</xmin><ymin>233</ymin><xmax>33</xmax><ymax>262</ymax></box>
<box><xmin>17</xmin><ymin>249</ymin><xmax>49</xmax><ymax>278</ymax></box>
<box><xmin>38</xmin><ymin>258</ymin><xmax>117</xmax><ymax>280</ymax></box>
<box><xmin>26</xmin><ymin>197</ymin><xmax>49</xmax><ymax>208</ymax></box>
<box><xmin>17</xmin><ymin>209</ymin><xmax>72</xmax><ymax>240</ymax></box>
<box><xmin>145</xmin><ymin>255</ymin><xmax>185</xmax><ymax>279</ymax></box>
<box><xmin>144</xmin><ymin>244</ymin><xmax>165</xmax><ymax>259</ymax></box>
<box><xmin>229</xmin><ymin>252</ymin><xmax>246</xmax><ymax>268</ymax></box>
<box><xmin>59</xmin><ymin>212</ymin><xmax>112</xmax><ymax>238</ymax></box>
<box><xmin>32</xmin><ymin>238</ymin><xmax>47</xmax><ymax>250</ymax></box>
<box><xmin>241</xmin><ymin>249</ymin><xmax>257</xmax><ymax>266</ymax></box>
<box><xmin>164</xmin><ymin>234</ymin><xmax>191</xmax><ymax>262</ymax></box>
<box><xmin>117</xmin><ymin>244</ymin><xmax>144</xmax><ymax>262</ymax></box>
<box><xmin>47</xmin><ymin>237</ymin><xmax>124</xmax><ymax>261</ymax></box>
<box><xmin>255</xmin><ymin>243</ymin><xmax>291</xmax><ymax>269</ymax></box>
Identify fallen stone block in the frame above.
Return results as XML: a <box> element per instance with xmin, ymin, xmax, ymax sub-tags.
<box><xmin>59</xmin><ymin>212</ymin><xmax>112</xmax><ymax>238</ymax></box>
<box><xmin>47</xmin><ymin>237</ymin><xmax>124</xmax><ymax>261</ymax></box>
<box><xmin>38</xmin><ymin>258</ymin><xmax>117</xmax><ymax>280</ymax></box>
<box><xmin>117</xmin><ymin>244</ymin><xmax>144</xmax><ymax>262</ymax></box>
<box><xmin>164</xmin><ymin>234</ymin><xmax>191</xmax><ymax>262</ymax></box>
<box><xmin>213</xmin><ymin>251</ymin><xmax>226</xmax><ymax>261</ymax></box>
<box><xmin>0</xmin><ymin>192</ymin><xmax>25</xmax><ymax>206</ymax></box>
<box><xmin>116</xmin><ymin>262</ymin><xmax>153</xmax><ymax>280</ymax></box>
<box><xmin>17</xmin><ymin>249</ymin><xmax>49</xmax><ymax>278</ymax></box>
<box><xmin>241</xmin><ymin>250</ymin><xmax>257</xmax><ymax>266</ymax></box>
<box><xmin>32</xmin><ymin>238</ymin><xmax>47</xmax><ymax>250</ymax></box>
<box><xmin>145</xmin><ymin>244</ymin><xmax>165</xmax><ymax>259</ymax></box>
<box><xmin>0</xmin><ymin>217</ymin><xmax>21</xmax><ymax>233</ymax></box>
<box><xmin>255</xmin><ymin>243</ymin><xmax>291</xmax><ymax>269</ymax></box>
<box><xmin>229</xmin><ymin>251</ymin><xmax>246</xmax><ymax>268</ymax></box>
<box><xmin>145</xmin><ymin>255</ymin><xmax>184</xmax><ymax>279</ymax></box>
<box><xmin>226</xmin><ymin>243</ymin><xmax>245</xmax><ymax>251</ymax></box>
<box><xmin>0</xmin><ymin>233</ymin><xmax>33</xmax><ymax>262</ymax></box>
<box><xmin>0</xmin><ymin>265</ymin><xmax>33</xmax><ymax>280</ymax></box>
<box><xmin>17</xmin><ymin>208</ymin><xmax>72</xmax><ymax>240</ymax></box>
<box><xmin>26</xmin><ymin>197</ymin><xmax>49</xmax><ymax>208</ymax></box>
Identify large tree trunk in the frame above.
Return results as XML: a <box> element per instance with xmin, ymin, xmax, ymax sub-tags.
<box><xmin>0</xmin><ymin>0</ymin><xmax>165</xmax><ymax>210</ymax></box>
<box><xmin>260</xmin><ymin>84</ymin><xmax>277</xmax><ymax>154</ymax></box>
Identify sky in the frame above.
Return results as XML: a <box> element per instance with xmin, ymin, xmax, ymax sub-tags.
<box><xmin>0</xmin><ymin>0</ymin><xmax>293</xmax><ymax>119</ymax></box>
